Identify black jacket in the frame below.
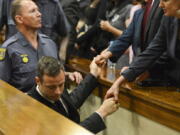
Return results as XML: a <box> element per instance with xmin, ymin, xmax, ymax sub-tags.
<box><xmin>122</xmin><ymin>16</ymin><xmax>180</xmax><ymax>87</ymax></box>
<box><xmin>27</xmin><ymin>74</ymin><xmax>106</xmax><ymax>133</ymax></box>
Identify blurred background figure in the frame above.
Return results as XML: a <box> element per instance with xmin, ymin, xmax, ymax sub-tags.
<box><xmin>75</xmin><ymin>0</ymin><xmax>132</xmax><ymax>59</ymax></box>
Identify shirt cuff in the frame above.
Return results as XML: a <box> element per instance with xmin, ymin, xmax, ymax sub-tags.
<box><xmin>121</xmin><ymin>68</ymin><xmax>137</xmax><ymax>82</ymax></box>
<box><xmin>95</xmin><ymin>111</ymin><xmax>105</xmax><ymax>122</ymax></box>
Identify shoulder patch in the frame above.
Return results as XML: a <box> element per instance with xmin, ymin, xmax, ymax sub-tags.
<box><xmin>0</xmin><ymin>48</ymin><xmax>6</xmax><ymax>61</ymax></box>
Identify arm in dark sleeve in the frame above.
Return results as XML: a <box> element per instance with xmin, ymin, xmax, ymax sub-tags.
<box><xmin>69</xmin><ymin>73</ymin><xmax>98</xmax><ymax>109</ymax></box>
<box><xmin>56</xmin><ymin>1</ymin><xmax>71</xmax><ymax>37</ymax></box>
<box><xmin>63</xmin><ymin>1</ymin><xmax>80</xmax><ymax>27</ymax></box>
<box><xmin>0</xmin><ymin>48</ymin><xmax>11</xmax><ymax>83</ymax></box>
<box><xmin>80</xmin><ymin>112</ymin><xmax>106</xmax><ymax>134</ymax></box>
<box><xmin>0</xmin><ymin>0</ymin><xmax>6</xmax><ymax>30</ymax></box>
<box><xmin>121</xmin><ymin>17</ymin><xmax>167</xmax><ymax>81</ymax></box>
<box><xmin>95</xmin><ymin>0</ymin><xmax>108</xmax><ymax>22</ymax></box>
<box><xmin>76</xmin><ymin>0</ymin><xmax>108</xmax><ymax>44</ymax></box>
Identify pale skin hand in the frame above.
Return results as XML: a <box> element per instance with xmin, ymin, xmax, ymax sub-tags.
<box><xmin>100</xmin><ymin>20</ymin><xmax>112</xmax><ymax>31</ymax></box>
<box><xmin>90</xmin><ymin>57</ymin><xmax>104</xmax><ymax>78</ymax></box>
<box><xmin>105</xmin><ymin>76</ymin><xmax>127</xmax><ymax>101</ymax></box>
<box><xmin>100</xmin><ymin>20</ymin><xmax>123</xmax><ymax>37</ymax></box>
<box><xmin>105</xmin><ymin>67</ymin><xmax>150</xmax><ymax>101</ymax></box>
<box><xmin>94</xmin><ymin>49</ymin><xmax>112</xmax><ymax>66</ymax></box>
<box><xmin>65</xmin><ymin>71</ymin><xmax>83</xmax><ymax>84</ymax></box>
<box><xmin>96</xmin><ymin>97</ymin><xmax>120</xmax><ymax>118</ymax></box>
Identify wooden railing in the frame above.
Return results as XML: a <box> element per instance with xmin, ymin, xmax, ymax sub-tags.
<box><xmin>66</xmin><ymin>57</ymin><xmax>180</xmax><ymax>132</ymax></box>
<box><xmin>0</xmin><ymin>80</ymin><xmax>94</xmax><ymax>135</ymax></box>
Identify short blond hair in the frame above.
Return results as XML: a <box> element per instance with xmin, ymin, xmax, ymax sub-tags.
<box><xmin>11</xmin><ymin>0</ymin><xmax>32</xmax><ymax>23</ymax></box>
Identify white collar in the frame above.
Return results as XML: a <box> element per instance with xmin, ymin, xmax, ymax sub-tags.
<box><xmin>36</xmin><ymin>85</ymin><xmax>55</xmax><ymax>103</ymax></box>
<box><xmin>36</xmin><ymin>85</ymin><xmax>68</xmax><ymax>113</ymax></box>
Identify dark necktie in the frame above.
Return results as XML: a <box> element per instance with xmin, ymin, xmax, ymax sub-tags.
<box><xmin>54</xmin><ymin>100</ymin><xmax>69</xmax><ymax>117</ymax></box>
<box><xmin>142</xmin><ymin>0</ymin><xmax>153</xmax><ymax>48</ymax></box>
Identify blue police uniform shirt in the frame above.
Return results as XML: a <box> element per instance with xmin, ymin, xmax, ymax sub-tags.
<box><xmin>0</xmin><ymin>0</ymin><xmax>70</xmax><ymax>41</ymax></box>
<box><xmin>0</xmin><ymin>32</ymin><xmax>58</xmax><ymax>92</ymax></box>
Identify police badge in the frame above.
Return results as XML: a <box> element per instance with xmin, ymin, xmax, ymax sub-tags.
<box><xmin>20</xmin><ymin>54</ymin><xmax>29</xmax><ymax>63</ymax></box>
<box><xmin>0</xmin><ymin>48</ymin><xmax>6</xmax><ymax>61</ymax></box>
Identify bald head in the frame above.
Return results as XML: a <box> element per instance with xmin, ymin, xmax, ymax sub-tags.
<box><xmin>11</xmin><ymin>0</ymin><xmax>32</xmax><ymax>23</ymax></box>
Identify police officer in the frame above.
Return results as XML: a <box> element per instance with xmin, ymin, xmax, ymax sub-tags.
<box><xmin>0</xmin><ymin>0</ymin><xmax>70</xmax><ymax>42</ymax></box>
<box><xmin>0</xmin><ymin>0</ymin><xmax>82</xmax><ymax>92</ymax></box>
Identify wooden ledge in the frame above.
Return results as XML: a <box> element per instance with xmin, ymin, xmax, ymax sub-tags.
<box><xmin>0</xmin><ymin>80</ymin><xmax>94</xmax><ymax>135</ymax></box>
<box><xmin>66</xmin><ymin>57</ymin><xmax>180</xmax><ymax>131</ymax></box>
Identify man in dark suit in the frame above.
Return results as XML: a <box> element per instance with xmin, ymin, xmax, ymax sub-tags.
<box><xmin>95</xmin><ymin>0</ymin><xmax>168</xmax><ymax>84</ymax></box>
<box><xmin>102</xmin><ymin>0</ymin><xmax>180</xmax><ymax>101</ymax></box>
<box><xmin>27</xmin><ymin>56</ymin><xmax>119</xmax><ymax>134</ymax></box>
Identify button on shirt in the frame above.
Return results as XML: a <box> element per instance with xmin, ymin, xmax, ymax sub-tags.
<box><xmin>0</xmin><ymin>32</ymin><xmax>58</xmax><ymax>92</ymax></box>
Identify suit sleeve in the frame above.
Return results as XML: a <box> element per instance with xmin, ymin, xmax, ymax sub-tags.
<box><xmin>80</xmin><ymin>112</ymin><xmax>106</xmax><ymax>134</ymax></box>
<box><xmin>107</xmin><ymin>11</ymin><xmax>136</xmax><ymax>62</ymax></box>
<box><xmin>76</xmin><ymin>0</ymin><xmax>108</xmax><ymax>44</ymax></box>
<box><xmin>69</xmin><ymin>73</ymin><xmax>98</xmax><ymax>109</ymax></box>
<box><xmin>121</xmin><ymin>16</ymin><xmax>167</xmax><ymax>81</ymax></box>
<box><xmin>56</xmin><ymin>1</ymin><xmax>71</xmax><ymax>37</ymax></box>
<box><xmin>63</xmin><ymin>1</ymin><xmax>80</xmax><ymax>27</ymax></box>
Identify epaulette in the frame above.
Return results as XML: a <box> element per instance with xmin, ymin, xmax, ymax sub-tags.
<box><xmin>1</xmin><ymin>36</ymin><xmax>18</xmax><ymax>48</ymax></box>
<box><xmin>39</xmin><ymin>33</ymin><xmax>50</xmax><ymax>39</ymax></box>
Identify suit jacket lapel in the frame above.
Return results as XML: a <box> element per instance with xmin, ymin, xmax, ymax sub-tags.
<box><xmin>136</xmin><ymin>9</ymin><xmax>144</xmax><ymax>53</ymax></box>
<box><xmin>29</xmin><ymin>88</ymin><xmax>80</xmax><ymax>123</ymax></box>
<box><xmin>29</xmin><ymin>88</ymin><xmax>70</xmax><ymax>117</ymax></box>
<box><xmin>30</xmin><ymin>88</ymin><xmax>55</xmax><ymax>108</ymax></box>
<box><xmin>62</xmin><ymin>93</ymin><xmax>80</xmax><ymax>123</ymax></box>
<box><xmin>144</xmin><ymin>0</ymin><xmax>159</xmax><ymax>39</ymax></box>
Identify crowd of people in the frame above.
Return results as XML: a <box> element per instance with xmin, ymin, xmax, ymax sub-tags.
<box><xmin>0</xmin><ymin>0</ymin><xmax>180</xmax><ymax>133</ymax></box>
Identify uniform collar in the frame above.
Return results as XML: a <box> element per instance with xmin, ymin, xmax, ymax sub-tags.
<box><xmin>38</xmin><ymin>33</ymin><xmax>46</xmax><ymax>46</ymax></box>
<box><xmin>16</xmin><ymin>32</ymin><xmax>46</xmax><ymax>47</ymax></box>
<box><xmin>16</xmin><ymin>32</ymin><xmax>29</xmax><ymax>47</ymax></box>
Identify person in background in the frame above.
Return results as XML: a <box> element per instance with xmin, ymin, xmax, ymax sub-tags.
<box><xmin>0</xmin><ymin>0</ymin><xmax>70</xmax><ymax>41</ymax></box>
<box><xmin>0</xmin><ymin>0</ymin><xmax>82</xmax><ymax>92</ymax></box>
<box><xmin>75</xmin><ymin>0</ymin><xmax>132</xmax><ymax>59</ymax></box>
<box><xmin>95</xmin><ymin>0</ymin><xmax>167</xmax><ymax>86</ymax></box>
<box><xmin>0</xmin><ymin>0</ymin><xmax>70</xmax><ymax>61</ymax></box>
<box><xmin>126</xmin><ymin>0</ymin><xmax>145</xmax><ymax>63</ymax></box>
<box><xmin>59</xmin><ymin>0</ymin><xmax>81</xmax><ymax>62</ymax></box>
<box><xmin>28</xmin><ymin>56</ymin><xmax>119</xmax><ymax>134</ymax></box>
<box><xmin>102</xmin><ymin>0</ymin><xmax>180</xmax><ymax>101</ymax></box>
